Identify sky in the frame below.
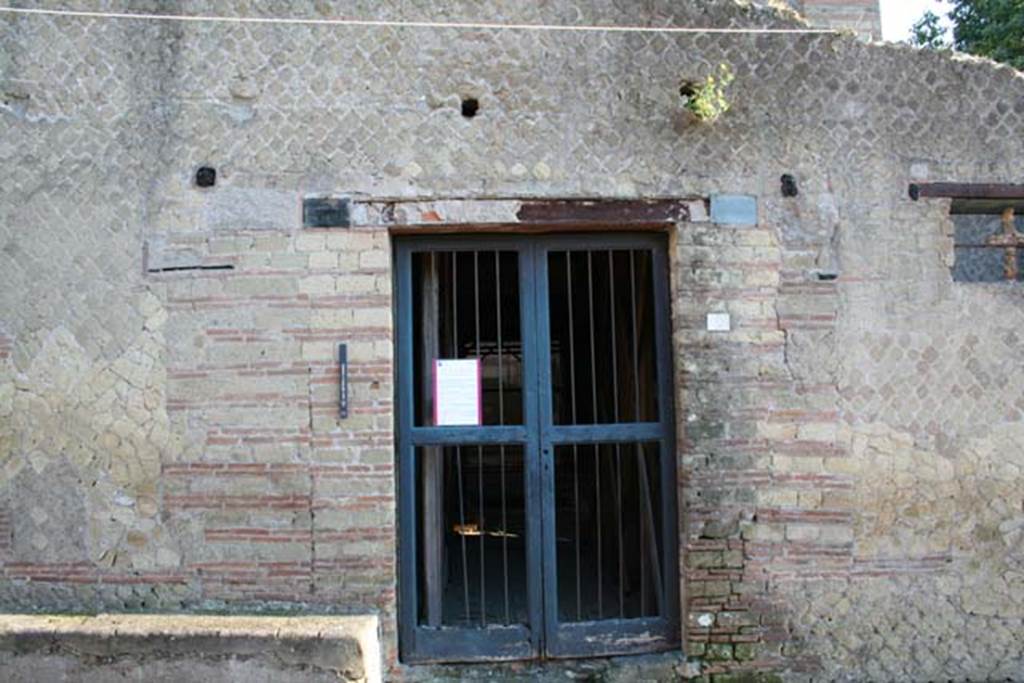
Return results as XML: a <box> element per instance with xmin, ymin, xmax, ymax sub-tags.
<box><xmin>879</xmin><ymin>0</ymin><xmax>953</xmax><ymax>42</ymax></box>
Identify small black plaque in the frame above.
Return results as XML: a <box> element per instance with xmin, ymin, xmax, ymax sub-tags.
<box><xmin>303</xmin><ymin>196</ymin><xmax>352</xmax><ymax>228</ymax></box>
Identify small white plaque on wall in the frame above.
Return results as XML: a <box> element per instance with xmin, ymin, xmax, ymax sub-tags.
<box><xmin>706</xmin><ymin>312</ymin><xmax>731</xmax><ymax>332</ymax></box>
<box><xmin>433</xmin><ymin>359</ymin><xmax>482</xmax><ymax>426</ymax></box>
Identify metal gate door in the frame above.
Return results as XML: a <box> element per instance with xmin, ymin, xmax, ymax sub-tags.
<box><xmin>396</xmin><ymin>234</ymin><xmax>678</xmax><ymax>663</ymax></box>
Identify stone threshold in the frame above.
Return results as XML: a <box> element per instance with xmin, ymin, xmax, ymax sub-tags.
<box><xmin>0</xmin><ymin>613</ymin><xmax>380</xmax><ymax>683</ymax></box>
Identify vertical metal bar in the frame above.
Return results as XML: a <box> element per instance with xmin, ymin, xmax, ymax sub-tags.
<box><xmin>629</xmin><ymin>250</ymin><xmax>642</xmax><ymax>423</ymax></box>
<box><xmin>474</xmin><ymin>251</ymin><xmax>486</xmax><ymax>626</ymax></box>
<box><xmin>495</xmin><ymin>251</ymin><xmax>509</xmax><ymax>625</ymax></box>
<box><xmin>607</xmin><ymin>251</ymin><xmax>625</xmax><ymax>619</ymax></box>
<box><xmin>638</xmin><ymin>443</ymin><xmax>646</xmax><ymax>616</ymax></box>
<box><xmin>566</xmin><ymin>252</ymin><xmax>581</xmax><ymax>621</ymax></box>
<box><xmin>452</xmin><ymin>252</ymin><xmax>471</xmax><ymax>623</ymax></box>
<box><xmin>455</xmin><ymin>445</ymin><xmax>470</xmax><ymax>622</ymax></box>
<box><xmin>607</xmin><ymin>253</ymin><xmax>620</xmax><ymax>418</ymax></box>
<box><xmin>613</xmin><ymin>447</ymin><xmax>624</xmax><ymax>618</ymax></box>
<box><xmin>586</xmin><ymin>250</ymin><xmax>602</xmax><ymax>619</ymax></box>
<box><xmin>629</xmin><ymin>251</ymin><xmax>645</xmax><ymax>616</ymax></box>
<box><xmin>637</xmin><ymin>442</ymin><xmax>665</xmax><ymax>616</ymax></box>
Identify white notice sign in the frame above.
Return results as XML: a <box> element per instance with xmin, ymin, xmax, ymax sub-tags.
<box><xmin>433</xmin><ymin>359</ymin><xmax>482</xmax><ymax>426</ymax></box>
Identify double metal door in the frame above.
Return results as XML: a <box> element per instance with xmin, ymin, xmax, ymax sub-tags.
<box><xmin>396</xmin><ymin>233</ymin><xmax>678</xmax><ymax>662</ymax></box>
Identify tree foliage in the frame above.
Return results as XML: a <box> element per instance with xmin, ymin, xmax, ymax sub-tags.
<box><xmin>910</xmin><ymin>0</ymin><xmax>1024</xmax><ymax>70</ymax></box>
<box><xmin>910</xmin><ymin>10</ymin><xmax>949</xmax><ymax>49</ymax></box>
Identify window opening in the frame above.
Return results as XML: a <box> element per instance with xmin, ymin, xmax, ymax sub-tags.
<box><xmin>909</xmin><ymin>182</ymin><xmax>1024</xmax><ymax>283</ymax></box>
<box><xmin>952</xmin><ymin>208</ymin><xmax>1024</xmax><ymax>282</ymax></box>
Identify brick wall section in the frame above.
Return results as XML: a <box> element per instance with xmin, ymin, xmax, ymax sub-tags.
<box><xmin>156</xmin><ymin>227</ymin><xmax>396</xmax><ymax>612</ymax></box>
<box><xmin>0</xmin><ymin>506</ymin><xmax>11</xmax><ymax>559</ymax></box>
<box><xmin>0</xmin><ymin>229</ymin><xmax>397</xmax><ymax>625</ymax></box>
<box><xmin>676</xmin><ymin>218</ymin><xmax>843</xmax><ymax>678</ymax></box>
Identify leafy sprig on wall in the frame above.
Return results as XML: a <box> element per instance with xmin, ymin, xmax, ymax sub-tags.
<box><xmin>680</xmin><ymin>64</ymin><xmax>735</xmax><ymax>123</ymax></box>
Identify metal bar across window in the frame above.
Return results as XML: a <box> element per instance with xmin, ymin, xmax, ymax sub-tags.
<box><xmin>408</xmin><ymin>426</ymin><xmax>529</xmax><ymax>445</ymax></box>
<box><xmin>547</xmin><ymin>423</ymin><xmax>664</xmax><ymax>443</ymax></box>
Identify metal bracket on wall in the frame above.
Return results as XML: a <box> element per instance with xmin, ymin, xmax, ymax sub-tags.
<box><xmin>339</xmin><ymin>343</ymin><xmax>349</xmax><ymax>419</ymax></box>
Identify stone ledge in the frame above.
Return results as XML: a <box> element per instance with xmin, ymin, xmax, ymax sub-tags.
<box><xmin>0</xmin><ymin>614</ymin><xmax>380</xmax><ymax>683</ymax></box>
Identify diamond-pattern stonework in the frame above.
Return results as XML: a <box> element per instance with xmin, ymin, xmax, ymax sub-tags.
<box><xmin>3</xmin><ymin>1</ymin><xmax>1024</xmax><ymax>680</ymax></box>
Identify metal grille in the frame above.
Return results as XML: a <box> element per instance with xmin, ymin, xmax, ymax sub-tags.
<box><xmin>412</xmin><ymin>251</ymin><xmax>523</xmax><ymax>427</ymax></box>
<box><xmin>411</xmin><ymin>250</ymin><xmax>524</xmax><ymax>630</ymax></box>
<box><xmin>416</xmin><ymin>444</ymin><xmax>527</xmax><ymax>627</ymax></box>
<box><xmin>547</xmin><ymin>249</ymin><xmax>658</xmax><ymax>425</ymax></box>
<box><xmin>554</xmin><ymin>442</ymin><xmax>663</xmax><ymax>622</ymax></box>
<box><xmin>953</xmin><ymin>209</ymin><xmax>1024</xmax><ymax>282</ymax></box>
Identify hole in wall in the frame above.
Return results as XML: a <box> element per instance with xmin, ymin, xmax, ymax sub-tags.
<box><xmin>461</xmin><ymin>97</ymin><xmax>479</xmax><ymax>118</ymax></box>
<box><xmin>195</xmin><ymin>166</ymin><xmax>216</xmax><ymax>188</ymax></box>
<box><xmin>781</xmin><ymin>173</ymin><xmax>799</xmax><ymax>198</ymax></box>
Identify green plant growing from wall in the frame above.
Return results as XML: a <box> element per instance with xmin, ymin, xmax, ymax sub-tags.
<box><xmin>679</xmin><ymin>64</ymin><xmax>735</xmax><ymax>123</ymax></box>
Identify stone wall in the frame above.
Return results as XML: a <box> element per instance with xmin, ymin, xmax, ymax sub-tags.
<box><xmin>2</xmin><ymin>1</ymin><xmax>1024</xmax><ymax>680</ymax></box>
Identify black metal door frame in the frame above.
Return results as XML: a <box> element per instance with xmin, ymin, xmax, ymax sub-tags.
<box><xmin>395</xmin><ymin>233</ymin><xmax>678</xmax><ymax>663</ymax></box>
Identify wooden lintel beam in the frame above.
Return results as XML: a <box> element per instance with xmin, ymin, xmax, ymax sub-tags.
<box><xmin>910</xmin><ymin>182</ymin><xmax>1024</xmax><ymax>201</ymax></box>
<box><xmin>515</xmin><ymin>199</ymin><xmax>694</xmax><ymax>224</ymax></box>
<box><xmin>388</xmin><ymin>221</ymin><xmax>673</xmax><ymax>236</ymax></box>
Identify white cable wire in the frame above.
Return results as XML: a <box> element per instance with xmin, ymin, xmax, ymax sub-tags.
<box><xmin>0</xmin><ymin>5</ymin><xmax>836</xmax><ymax>34</ymax></box>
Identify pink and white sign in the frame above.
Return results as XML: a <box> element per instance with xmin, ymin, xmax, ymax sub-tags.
<box><xmin>433</xmin><ymin>358</ymin><xmax>482</xmax><ymax>426</ymax></box>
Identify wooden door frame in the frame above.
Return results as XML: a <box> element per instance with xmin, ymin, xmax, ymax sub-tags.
<box><xmin>394</xmin><ymin>232</ymin><xmax>679</xmax><ymax>663</ymax></box>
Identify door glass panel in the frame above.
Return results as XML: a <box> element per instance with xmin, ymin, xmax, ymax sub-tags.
<box><xmin>416</xmin><ymin>444</ymin><xmax>528</xmax><ymax>627</ymax></box>
<box><xmin>412</xmin><ymin>251</ymin><xmax>523</xmax><ymax>426</ymax></box>
<box><xmin>547</xmin><ymin>250</ymin><xmax>658</xmax><ymax>425</ymax></box>
<box><xmin>554</xmin><ymin>442</ymin><xmax>663</xmax><ymax>622</ymax></box>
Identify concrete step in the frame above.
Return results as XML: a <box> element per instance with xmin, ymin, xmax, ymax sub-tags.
<box><xmin>0</xmin><ymin>613</ymin><xmax>380</xmax><ymax>683</ymax></box>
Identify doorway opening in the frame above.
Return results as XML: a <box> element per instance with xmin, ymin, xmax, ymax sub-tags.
<box><xmin>397</xmin><ymin>234</ymin><xmax>678</xmax><ymax>662</ymax></box>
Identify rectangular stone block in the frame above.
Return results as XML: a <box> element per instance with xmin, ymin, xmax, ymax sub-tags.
<box><xmin>298</xmin><ymin>275</ymin><xmax>336</xmax><ymax>295</ymax></box>
<box><xmin>710</xmin><ymin>194</ymin><xmax>758</xmax><ymax>226</ymax></box>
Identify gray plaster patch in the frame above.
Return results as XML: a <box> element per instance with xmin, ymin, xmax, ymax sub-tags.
<box><xmin>9</xmin><ymin>459</ymin><xmax>88</xmax><ymax>563</ymax></box>
<box><xmin>710</xmin><ymin>194</ymin><xmax>757</xmax><ymax>226</ymax></box>
<box><xmin>202</xmin><ymin>188</ymin><xmax>299</xmax><ymax>231</ymax></box>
